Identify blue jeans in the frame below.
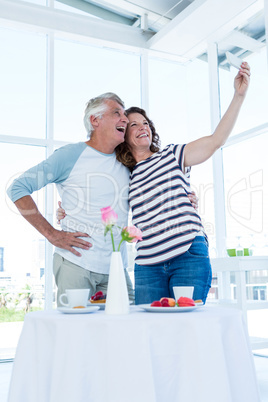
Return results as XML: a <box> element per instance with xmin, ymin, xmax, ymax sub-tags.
<box><xmin>134</xmin><ymin>236</ymin><xmax>212</xmax><ymax>305</ymax></box>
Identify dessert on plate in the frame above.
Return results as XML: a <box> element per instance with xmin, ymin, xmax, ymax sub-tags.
<box><xmin>150</xmin><ymin>296</ymin><xmax>196</xmax><ymax>307</ymax></box>
<box><xmin>90</xmin><ymin>291</ymin><xmax>106</xmax><ymax>304</ymax></box>
<box><xmin>151</xmin><ymin>297</ymin><xmax>176</xmax><ymax>307</ymax></box>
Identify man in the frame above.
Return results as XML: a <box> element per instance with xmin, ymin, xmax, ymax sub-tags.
<box><xmin>8</xmin><ymin>92</ymin><xmax>198</xmax><ymax>306</ymax></box>
<box><xmin>7</xmin><ymin>93</ymin><xmax>133</xmax><ymax>305</ymax></box>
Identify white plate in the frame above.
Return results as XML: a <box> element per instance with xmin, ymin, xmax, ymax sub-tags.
<box><xmin>88</xmin><ymin>301</ymin><xmax>134</xmax><ymax>309</ymax></box>
<box><xmin>139</xmin><ymin>304</ymin><xmax>200</xmax><ymax>313</ymax></box>
<box><xmin>88</xmin><ymin>301</ymin><xmax>106</xmax><ymax>309</ymax></box>
<box><xmin>195</xmin><ymin>301</ymin><xmax>204</xmax><ymax>306</ymax></box>
<box><xmin>58</xmin><ymin>306</ymin><xmax>100</xmax><ymax>314</ymax></box>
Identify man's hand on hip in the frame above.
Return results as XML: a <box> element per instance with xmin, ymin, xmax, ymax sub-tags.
<box><xmin>48</xmin><ymin>230</ymin><xmax>92</xmax><ymax>257</ymax></box>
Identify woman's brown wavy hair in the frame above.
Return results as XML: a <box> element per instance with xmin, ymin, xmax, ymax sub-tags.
<box><xmin>115</xmin><ymin>106</ymin><xmax>161</xmax><ymax>170</ymax></box>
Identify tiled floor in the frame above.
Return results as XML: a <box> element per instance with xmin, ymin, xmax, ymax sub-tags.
<box><xmin>254</xmin><ymin>355</ymin><xmax>268</xmax><ymax>402</ymax></box>
<box><xmin>0</xmin><ymin>361</ymin><xmax>13</xmax><ymax>402</ymax></box>
<box><xmin>1</xmin><ymin>356</ymin><xmax>268</xmax><ymax>402</ymax></box>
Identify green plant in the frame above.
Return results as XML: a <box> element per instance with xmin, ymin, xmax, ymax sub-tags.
<box><xmin>0</xmin><ymin>306</ymin><xmax>42</xmax><ymax>322</ymax></box>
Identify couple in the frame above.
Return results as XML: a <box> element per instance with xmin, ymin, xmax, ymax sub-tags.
<box><xmin>8</xmin><ymin>62</ymin><xmax>250</xmax><ymax>305</ymax></box>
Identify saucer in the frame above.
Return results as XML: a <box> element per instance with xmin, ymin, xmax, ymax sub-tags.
<box><xmin>58</xmin><ymin>306</ymin><xmax>100</xmax><ymax>314</ymax></box>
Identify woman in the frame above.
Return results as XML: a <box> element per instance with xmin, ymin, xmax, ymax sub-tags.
<box><xmin>116</xmin><ymin>61</ymin><xmax>250</xmax><ymax>304</ymax></box>
<box><xmin>116</xmin><ymin>107</ymin><xmax>211</xmax><ymax>304</ymax></box>
<box><xmin>58</xmin><ymin>62</ymin><xmax>250</xmax><ymax>304</ymax></box>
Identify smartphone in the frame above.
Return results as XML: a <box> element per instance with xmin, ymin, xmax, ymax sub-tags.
<box><xmin>226</xmin><ymin>51</ymin><xmax>243</xmax><ymax>69</ymax></box>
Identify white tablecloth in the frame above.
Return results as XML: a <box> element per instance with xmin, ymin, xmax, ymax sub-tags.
<box><xmin>8</xmin><ymin>306</ymin><xmax>260</xmax><ymax>402</ymax></box>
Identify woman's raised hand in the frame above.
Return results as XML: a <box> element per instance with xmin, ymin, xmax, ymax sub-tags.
<box><xmin>234</xmin><ymin>62</ymin><xmax>250</xmax><ymax>97</ymax></box>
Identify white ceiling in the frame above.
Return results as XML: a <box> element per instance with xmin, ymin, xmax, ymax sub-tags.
<box><xmin>57</xmin><ymin>0</ymin><xmax>196</xmax><ymax>30</ymax></box>
<box><xmin>0</xmin><ymin>0</ymin><xmax>266</xmax><ymax>66</ymax></box>
<box><xmin>56</xmin><ymin>0</ymin><xmax>266</xmax><ymax>63</ymax></box>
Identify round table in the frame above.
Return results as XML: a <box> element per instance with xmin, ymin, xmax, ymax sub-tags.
<box><xmin>8</xmin><ymin>305</ymin><xmax>260</xmax><ymax>402</ymax></box>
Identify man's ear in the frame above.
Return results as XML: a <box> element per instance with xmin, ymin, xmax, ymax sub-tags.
<box><xmin>90</xmin><ymin>115</ymin><xmax>100</xmax><ymax>129</ymax></box>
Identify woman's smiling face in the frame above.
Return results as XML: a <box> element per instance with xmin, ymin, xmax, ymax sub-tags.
<box><xmin>125</xmin><ymin>113</ymin><xmax>152</xmax><ymax>150</ymax></box>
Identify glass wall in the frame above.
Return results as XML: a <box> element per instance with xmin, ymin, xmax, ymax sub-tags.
<box><xmin>148</xmin><ymin>58</ymin><xmax>188</xmax><ymax>146</ymax></box>
<box><xmin>0</xmin><ymin>27</ymin><xmax>46</xmax><ymax>138</ymax></box>
<box><xmin>0</xmin><ymin>21</ymin><xmax>141</xmax><ymax>358</ymax></box>
<box><xmin>220</xmin><ymin>45</ymin><xmax>268</xmax><ymax>253</ymax></box>
<box><xmin>1</xmin><ymin>2</ymin><xmax>267</xmax><ymax>358</ymax></box>
<box><xmin>0</xmin><ymin>24</ymin><xmax>48</xmax><ymax>359</ymax></box>
<box><xmin>1</xmin><ymin>144</ymin><xmax>46</xmax><ymax>277</ymax></box>
<box><xmin>218</xmin><ymin>44</ymin><xmax>268</xmax><ymax>355</ymax></box>
<box><xmin>148</xmin><ymin>57</ymin><xmax>215</xmax><ymax>253</ymax></box>
<box><xmin>54</xmin><ymin>39</ymin><xmax>141</xmax><ymax>142</ymax></box>
<box><xmin>0</xmin><ymin>144</ymin><xmax>46</xmax><ymax>358</ymax></box>
<box><xmin>184</xmin><ymin>59</ymin><xmax>215</xmax><ymax>254</ymax></box>
<box><xmin>219</xmin><ymin>47</ymin><xmax>268</xmax><ymax>137</ymax></box>
<box><xmin>223</xmin><ymin>133</ymin><xmax>268</xmax><ymax>253</ymax></box>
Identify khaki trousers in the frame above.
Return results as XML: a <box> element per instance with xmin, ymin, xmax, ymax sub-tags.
<box><xmin>53</xmin><ymin>253</ymin><xmax>135</xmax><ymax>306</ymax></box>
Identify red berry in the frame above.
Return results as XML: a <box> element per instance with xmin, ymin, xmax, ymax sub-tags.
<box><xmin>161</xmin><ymin>300</ymin><xmax>170</xmax><ymax>307</ymax></box>
<box><xmin>177</xmin><ymin>297</ymin><xmax>195</xmax><ymax>307</ymax></box>
<box><xmin>160</xmin><ymin>298</ymin><xmax>169</xmax><ymax>303</ymax></box>
<box><xmin>151</xmin><ymin>301</ymin><xmax>162</xmax><ymax>307</ymax></box>
<box><xmin>91</xmin><ymin>291</ymin><xmax>103</xmax><ymax>301</ymax></box>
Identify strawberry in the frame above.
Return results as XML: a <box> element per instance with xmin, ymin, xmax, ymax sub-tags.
<box><xmin>150</xmin><ymin>301</ymin><xmax>162</xmax><ymax>307</ymax></box>
<box><xmin>177</xmin><ymin>297</ymin><xmax>195</xmax><ymax>307</ymax></box>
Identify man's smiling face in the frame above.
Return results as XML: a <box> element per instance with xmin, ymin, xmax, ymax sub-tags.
<box><xmin>97</xmin><ymin>100</ymin><xmax>129</xmax><ymax>146</ymax></box>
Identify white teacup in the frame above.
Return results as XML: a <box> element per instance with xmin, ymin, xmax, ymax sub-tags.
<box><xmin>173</xmin><ymin>286</ymin><xmax>194</xmax><ymax>301</ymax></box>
<box><xmin>59</xmin><ymin>289</ymin><xmax>90</xmax><ymax>308</ymax></box>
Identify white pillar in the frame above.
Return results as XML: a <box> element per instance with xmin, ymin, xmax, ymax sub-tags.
<box><xmin>140</xmin><ymin>49</ymin><xmax>149</xmax><ymax>112</ymax></box>
<box><xmin>264</xmin><ymin>0</ymin><xmax>268</xmax><ymax>68</ymax></box>
<box><xmin>207</xmin><ymin>42</ymin><xmax>227</xmax><ymax>258</ymax></box>
<box><xmin>44</xmin><ymin>32</ymin><xmax>55</xmax><ymax>310</ymax></box>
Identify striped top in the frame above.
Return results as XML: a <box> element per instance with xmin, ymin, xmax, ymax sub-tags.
<box><xmin>129</xmin><ymin>144</ymin><xmax>204</xmax><ymax>265</ymax></box>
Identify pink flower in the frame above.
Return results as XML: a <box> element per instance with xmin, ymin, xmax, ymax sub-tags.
<box><xmin>121</xmin><ymin>226</ymin><xmax>143</xmax><ymax>243</ymax></box>
<box><xmin>101</xmin><ymin>206</ymin><xmax>118</xmax><ymax>226</ymax></box>
<box><xmin>101</xmin><ymin>207</ymin><xmax>142</xmax><ymax>252</ymax></box>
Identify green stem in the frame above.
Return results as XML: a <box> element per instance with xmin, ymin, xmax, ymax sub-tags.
<box><xmin>110</xmin><ymin>229</ymin><xmax>115</xmax><ymax>252</ymax></box>
<box><xmin>117</xmin><ymin>239</ymin><xmax>123</xmax><ymax>252</ymax></box>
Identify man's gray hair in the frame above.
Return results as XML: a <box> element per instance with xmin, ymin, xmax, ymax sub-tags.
<box><xmin>83</xmin><ymin>92</ymin><xmax>125</xmax><ymax>138</ymax></box>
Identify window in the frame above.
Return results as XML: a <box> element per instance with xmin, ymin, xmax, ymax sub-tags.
<box><xmin>54</xmin><ymin>39</ymin><xmax>141</xmax><ymax>142</ymax></box>
<box><xmin>219</xmin><ymin>47</ymin><xmax>268</xmax><ymax>137</ymax></box>
<box><xmin>223</xmin><ymin>133</ymin><xmax>268</xmax><ymax>254</ymax></box>
<box><xmin>148</xmin><ymin>57</ymin><xmax>215</xmax><ymax>251</ymax></box>
<box><xmin>1</xmin><ymin>144</ymin><xmax>46</xmax><ymax>280</ymax></box>
<box><xmin>0</xmin><ymin>144</ymin><xmax>46</xmax><ymax>359</ymax></box>
<box><xmin>148</xmin><ymin>57</ymin><xmax>188</xmax><ymax>146</ymax></box>
<box><xmin>0</xmin><ymin>27</ymin><xmax>46</xmax><ymax>138</ymax></box>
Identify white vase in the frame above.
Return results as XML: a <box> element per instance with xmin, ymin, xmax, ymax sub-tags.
<box><xmin>105</xmin><ymin>251</ymin><xmax>130</xmax><ymax>315</ymax></box>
